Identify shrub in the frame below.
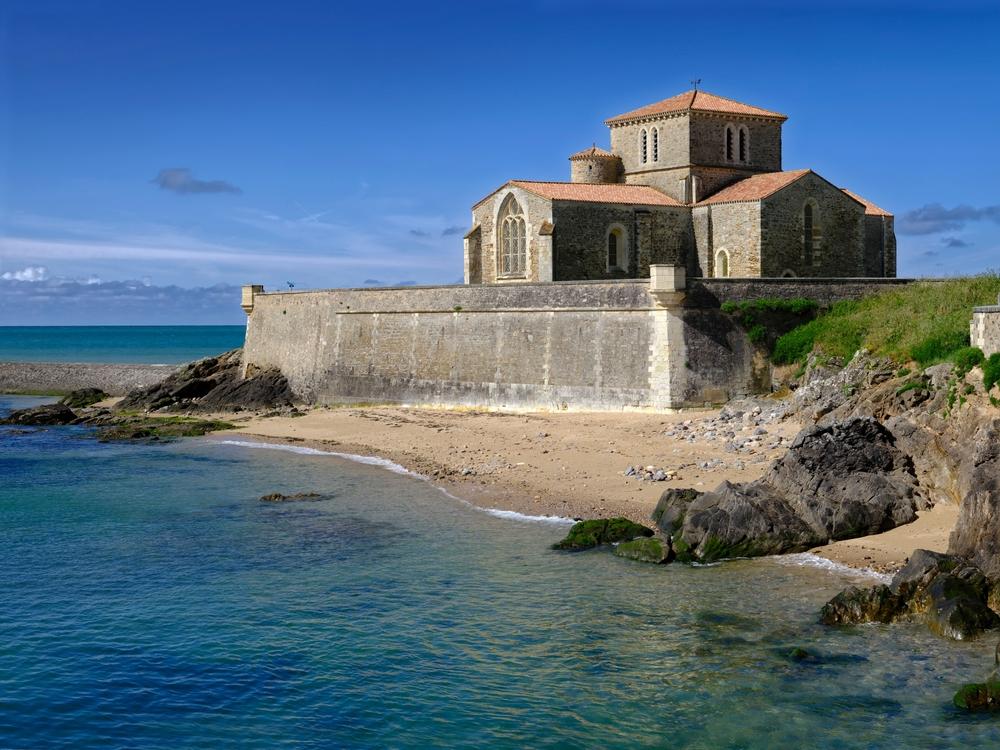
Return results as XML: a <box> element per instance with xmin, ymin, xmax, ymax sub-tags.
<box><xmin>770</xmin><ymin>274</ymin><xmax>1000</xmax><ymax>365</ymax></box>
<box><xmin>984</xmin><ymin>353</ymin><xmax>1000</xmax><ymax>393</ymax></box>
<box><xmin>951</xmin><ymin>347</ymin><xmax>985</xmax><ymax>376</ymax></box>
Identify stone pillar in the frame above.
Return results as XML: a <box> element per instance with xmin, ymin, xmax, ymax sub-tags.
<box><xmin>648</xmin><ymin>265</ymin><xmax>688</xmax><ymax>409</ymax></box>
<box><xmin>241</xmin><ymin>284</ymin><xmax>264</xmax><ymax>315</ymax></box>
<box><xmin>536</xmin><ymin>235</ymin><xmax>554</xmax><ymax>282</ymax></box>
<box><xmin>971</xmin><ymin>302</ymin><xmax>1000</xmax><ymax>357</ymax></box>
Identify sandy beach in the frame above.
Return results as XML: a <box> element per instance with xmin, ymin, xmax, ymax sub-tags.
<box><xmin>216</xmin><ymin>403</ymin><xmax>956</xmax><ymax>573</ymax></box>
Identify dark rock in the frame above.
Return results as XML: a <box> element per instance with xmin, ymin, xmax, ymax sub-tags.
<box><xmin>259</xmin><ymin>492</ymin><xmax>324</xmax><ymax>502</ymax></box>
<box><xmin>820</xmin><ymin>585</ymin><xmax>905</xmax><ymax>625</ymax></box>
<box><xmin>821</xmin><ymin>549</ymin><xmax>1000</xmax><ymax>640</ymax></box>
<box><xmin>614</xmin><ymin>537</ymin><xmax>672</xmax><ymax>564</ymax></box>
<box><xmin>682</xmin><ymin>481</ymin><xmax>820</xmax><ymax>562</ymax></box>
<box><xmin>954</xmin><ymin>680</ymin><xmax>1000</xmax><ymax>711</ymax></box>
<box><xmin>552</xmin><ymin>518</ymin><xmax>653</xmax><ymax>551</ymax></box>
<box><xmin>1</xmin><ymin>402</ymin><xmax>78</xmax><ymax>426</ymax></box>
<box><xmin>94</xmin><ymin>417</ymin><xmax>234</xmax><ymax>442</ymax></box>
<box><xmin>788</xmin><ymin>647</ymin><xmax>811</xmax><ymax>661</ymax></box>
<box><xmin>59</xmin><ymin>388</ymin><xmax>108</xmax><ymax>408</ymax></box>
<box><xmin>676</xmin><ymin>417</ymin><xmax>922</xmax><ymax>562</ymax></box>
<box><xmin>949</xmin><ymin>418</ymin><xmax>1000</xmax><ymax>579</ymax></box>
<box><xmin>651</xmin><ymin>488</ymin><xmax>701</xmax><ymax>533</ymax></box>
<box><xmin>116</xmin><ymin>349</ymin><xmax>296</xmax><ymax>413</ymax></box>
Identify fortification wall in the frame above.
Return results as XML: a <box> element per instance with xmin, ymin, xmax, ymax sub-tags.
<box><xmin>971</xmin><ymin>304</ymin><xmax>1000</xmax><ymax>357</ymax></box>
<box><xmin>242</xmin><ymin>275</ymin><xmax>916</xmax><ymax>411</ymax></box>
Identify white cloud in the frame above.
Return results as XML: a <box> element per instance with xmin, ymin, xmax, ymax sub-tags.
<box><xmin>1</xmin><ymin>265</ymin><xmax>49</xmax><ymax>281</ymax></box>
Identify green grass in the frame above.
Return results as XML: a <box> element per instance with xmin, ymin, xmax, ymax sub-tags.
<box><xmin>984</xmin><ymin>353</ymin><xmax>1000</xmax><ymax>392</ymax></box>
<box><xmin>772</xmin><ymin>275</ymin><xmax>1000</xmax><ymax>367</ymax></box>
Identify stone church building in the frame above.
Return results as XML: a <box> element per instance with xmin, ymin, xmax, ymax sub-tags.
<box><xmin>464</xmin><ymin>89</ymin><xmax>895</xmax><ymax>283</ymax></box>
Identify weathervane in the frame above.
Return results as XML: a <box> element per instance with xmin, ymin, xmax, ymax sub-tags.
<box><xmin>691</xmin><ymin>78</ymin><xmax>702</xmax><ymax>91</ymax></box>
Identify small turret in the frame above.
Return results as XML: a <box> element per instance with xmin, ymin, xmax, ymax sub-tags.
<box><xmin>569</xmin><ymin>145</ymin><xmax>623</xmax><ymax>184</ymax></box>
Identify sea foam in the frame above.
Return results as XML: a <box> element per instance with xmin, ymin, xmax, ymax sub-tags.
<box><xmin>772</xmin><ymin>552</ymin><xmax>892</xmax><ymax>583</ymax></box>
<box><xmin>212</xmin><ymin>438</ymin><xmax>575</xmax><ymax>526</ymax></box>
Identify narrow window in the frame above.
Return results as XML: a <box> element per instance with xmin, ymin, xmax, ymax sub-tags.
<box><xmin>738</xmin><ymin>127</ymin><xmax>748</xmax><ymax>163</ymax></box>
<box><xmin>608</xmin><ymin>231</ymin><xmax>618</xmax><ymax>269</ymax></box>
<box><xmin>803</xmin><ymin>203</ymin><xmax>814</xmax><ymax>266</ymax></box>
<box><xmin>725</xmin><ymin>126</ymin><xmax>734</xmax><ymax>162</ymax></box>
<box><xmin>652</xmin><ymin>128</ymin><xmax>659</xmax><ymax>162</ymax></box>
<box><xmin>498</xmin><ymin>195</ymin><xmax>526</xmax><ymax>276</ymax></box>
<box><xmin>640</xmin><ymin>129</ymin><xmax>648</xmax><ymax>164</ymax></box>
<box><xmin>715</xmin><ymin>250</ymin><xmax>730</xmax><ymax>278</ymax></box>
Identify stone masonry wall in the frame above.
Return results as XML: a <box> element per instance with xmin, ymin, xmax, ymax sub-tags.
<box><xmin>702</xmin><ymin>202</ymin><xmax>762</xmax><ymax>277</ymax></box>
<box><xmin>241</xmin><ymin>278</ymin><xmax>915</xmax><ymax>411</ymax></box>
<box><xmin>471</xmin><ymin>185</ymin><xmax>553</xmax><ymax>283</ymax></box>
<box><xmin>552</xmin><ymin>203</ymin><xmax>692</xmax><ymax>281</ymax></box>
<box><xmin>759</xmin><ymin>173</ymin><xmax>865</xmax><ymax>277</ymax></box>
<box><xmin>971</xmin><ymin>306</ymin><xmax>1000</xmax><ymax>357</ymax></box>
<box><xmin>688</xmin><ymin>113</ymin><xmax>782</xmax><ymax>173</ymax></box>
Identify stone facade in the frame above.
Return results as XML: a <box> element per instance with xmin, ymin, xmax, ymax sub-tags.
<box><xmin>467</xmin><ymin>89</ymin><xmax>895</xmax><ymax>282</ymax></box>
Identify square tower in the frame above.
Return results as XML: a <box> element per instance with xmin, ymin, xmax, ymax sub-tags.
<box><xmin>605</xmin><ymin>90</ymin><xmax>786</xmax><ymax>203</ymax></box>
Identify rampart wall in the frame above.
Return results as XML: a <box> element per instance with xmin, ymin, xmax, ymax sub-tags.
<box><xmin>241</xmin><ymin>274</ymin><xmax>916</xmax><ymax>411</ymax></box>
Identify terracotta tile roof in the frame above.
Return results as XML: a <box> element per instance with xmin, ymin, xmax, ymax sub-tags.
<box><xmin>568</xmin><ymin>145</ymin><xmax>620</xmax><ymax>160</ymax></box>
<box><xmin>695</xmin><ymin>170</ymin><xmax>811</xmax><ymax>205</ymax></box>
<box><xmin>508</xmin><ymin>180</ymin><xmax>683</xmax><ymax>206</ymax></box>
<box><xmin>841</xmin><ymin>189</ymin><xmax>892</xmax><ymax>217</ymax></box>
<box><xmin>606</xmin><ymin>90</ymin><xmax>787</xmax><ymax>125</ymax></box>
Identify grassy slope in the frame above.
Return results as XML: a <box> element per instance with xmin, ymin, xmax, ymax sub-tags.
<box><xmin>773</xmin><ymin>275</ymin><xmax>1000</xmax><ymax>367</ymax></box>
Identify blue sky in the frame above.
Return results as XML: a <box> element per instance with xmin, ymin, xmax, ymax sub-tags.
<box><xmin>1</xmin><ymin>0</ymin><xmax>999</xmax><ymax>324</ymax></box>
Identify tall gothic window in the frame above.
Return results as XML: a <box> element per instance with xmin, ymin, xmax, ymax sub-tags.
<box><xmin>725</xmin><ymin>125</ymin><xmax>735</xmax><ymax>162</ymax></box>
<box><xmin>498</xmin><ymin>194</ymin><xmax>526</xmax><ymax>276</ymax></box>
<box><xmin>803</xmin><ymin>203</ymin><xmax>815</xmax><ymax>265</ymax></box>
<box><xmin>738</xmin><ymin>126</ymin><xmax>748</xmax><ymax>163</ymax></box>
<box><xmin>640</xmin><ymin>129</ymin><xmax>648</xmax><ymax>164</ymax></box>
<box><xmin>652</xmin><ymin>128</ymin><xmax>659</xmax><ymax>162</ymax></box>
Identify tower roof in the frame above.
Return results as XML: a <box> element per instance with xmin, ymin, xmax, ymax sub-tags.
<box><xmin>695</xmin><ymin>170</ymin><xmax>811</xmax><ymax>205</ymax></box>
<box><xmin>568</xmin><ymin>145</ymin><xmax>620</xmax><ymax>160</ymax></box>
<box><xmin>606</xmin><ymin>90</ymin><xmax>788</xmax><ymax>126</ymax></box>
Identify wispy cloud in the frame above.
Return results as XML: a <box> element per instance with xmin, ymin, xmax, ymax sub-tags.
<box><xmin>943</xmin><ymin>237</ymin><xmax>972</xmax><ymax>248</ymax></box>
<box><xmin>151</xmin><ymin>168</ymin><xmax>242</xmax><ymax>195</ymax></box>
<box><xmin>897</xmin><ymin>203</ymin><xmax>1000</xmax><ymax>235</ymax></box>
<box><xmin>1</xmin><ymin>265</ymin><xmax>49</xmax><ymax>281</ymax></box>
<box><xmin>409</xmin><ymin>229</ymin><xmax>431</xmax><ymax>238</ymax></box>
<box><xmin>441</xmin><ymin>225</ymin><xmax>465</xmax><ymax>236</ymax></box>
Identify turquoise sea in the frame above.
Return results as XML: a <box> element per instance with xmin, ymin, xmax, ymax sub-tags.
<box><xmin>0</xmin><ymin>326</ymin><xmax>246</xmax><ymax>364</ymax></box>
<box><xmin>2</xmin><ymin>396</ymin><xmax>1000</xmax><ymax>747</ymax></box>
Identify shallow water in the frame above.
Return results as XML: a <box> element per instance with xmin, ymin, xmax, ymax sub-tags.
<box><xmin>2</xmin><ymin>395</ymin><xmax>999</xmax><ymax>748</ymax></box>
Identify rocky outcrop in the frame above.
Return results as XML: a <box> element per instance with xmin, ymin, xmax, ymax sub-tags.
<box><xmin>653</xmin><ymin>417</ymin><xmax>923</xmax><ymax>562</ymax></box>
<box><xmin>1</xmin><ymin>402</ymin><xmax>78</xmax><ymax>426</ymax></box>
<box><xmin>60</xmin><ymin>388</ymin><xmax>108</xmax><ymax>408</ymax></box>
<box><xmin>552</xmin><ymin>518</ymin><xmax>653</xmax><ymax>551</ymax></box>
<box><xmin>614</xmin><ymin>537</ymin><xmax>672</xmax><ymax>564</ymax></box>
<box><xmin>821</xmin><ymin>549</ymin><xmax>1000</xmax><ymax>640</ymax></box>
<box><xmin>117</xmin><ymin>349</ymin><xmax>296</xmax><ymax>413</ymax></box>
<box><xmin>259</xmin><ymin>492</ymin><xmax>324</xmax><ymax>502</ymax></box>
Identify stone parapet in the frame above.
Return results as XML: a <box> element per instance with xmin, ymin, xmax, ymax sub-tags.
<box><xmin>971</xmin><ymin>302</ymin><xmax>1000</xmax><ymax>357</ymax></box>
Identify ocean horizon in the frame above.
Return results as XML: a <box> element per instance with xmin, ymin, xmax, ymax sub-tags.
<box><xmin>0</xmin><ymin>326</ymin><xmax>246</xmax><ymax>365</ymax></box>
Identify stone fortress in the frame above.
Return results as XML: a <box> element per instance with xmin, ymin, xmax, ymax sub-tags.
<box><xmin>465</xmin><ymin>89</ymin><xmax>896</xmax><ymax>284</ymax></box>
<box><xmin>240</xmin><ymin>88</ymin><xmax>907</xmax><ymax>411</ymax></box>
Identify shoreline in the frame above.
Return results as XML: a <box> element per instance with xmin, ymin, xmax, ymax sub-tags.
<box><xmin>212</xmin><ymin>403</ymin><xmax>955</xmax><ymax>574</ymax></box>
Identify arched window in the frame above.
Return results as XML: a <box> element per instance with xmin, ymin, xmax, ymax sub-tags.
<box><xmin>715</xmin><ymin>250</ymin><xmax>730</xmax><ymax>278</ymax></box>
<box><xmin>640</xmin><ymin>129</ymin><xmax>648</xmax><ymax>164</ymax></box>
<box><xmin>738</xmin><ymin>126</ymin><xmax>749</xmax><ymax>163</ymax></box>
<box><xmin>781</xmin><ymin>269</ymin><xmax>797</xmax><ymax>278</ymax></box>
<box><xmin>607</xmin><ymin>225</ymin><xmax>627</xmax><ymax>271</ymax></box>
<box><xmin>652</xmin><ymin>128</ymin><xmax>659</xmax><ymax>162</ymax></box>
<box><xmin>498</xmin><ymin>194</ymin><xmax>526</xmax><ymax>276</ymax></box>
<box><xmin>803</xmin><ymin>202</ymin><xmax>818</xmax><ymax>266</ymax></box>
<box><xmin>725</xmin><ymin>125</ymin><xmax>735</xmax><ymax>162</ymax></box>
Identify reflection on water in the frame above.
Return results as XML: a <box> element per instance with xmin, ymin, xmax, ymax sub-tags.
<box><xmin>1</xmin><ymin>396</ymin><xmax>999</xmax><ymax>749</ymax></box>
